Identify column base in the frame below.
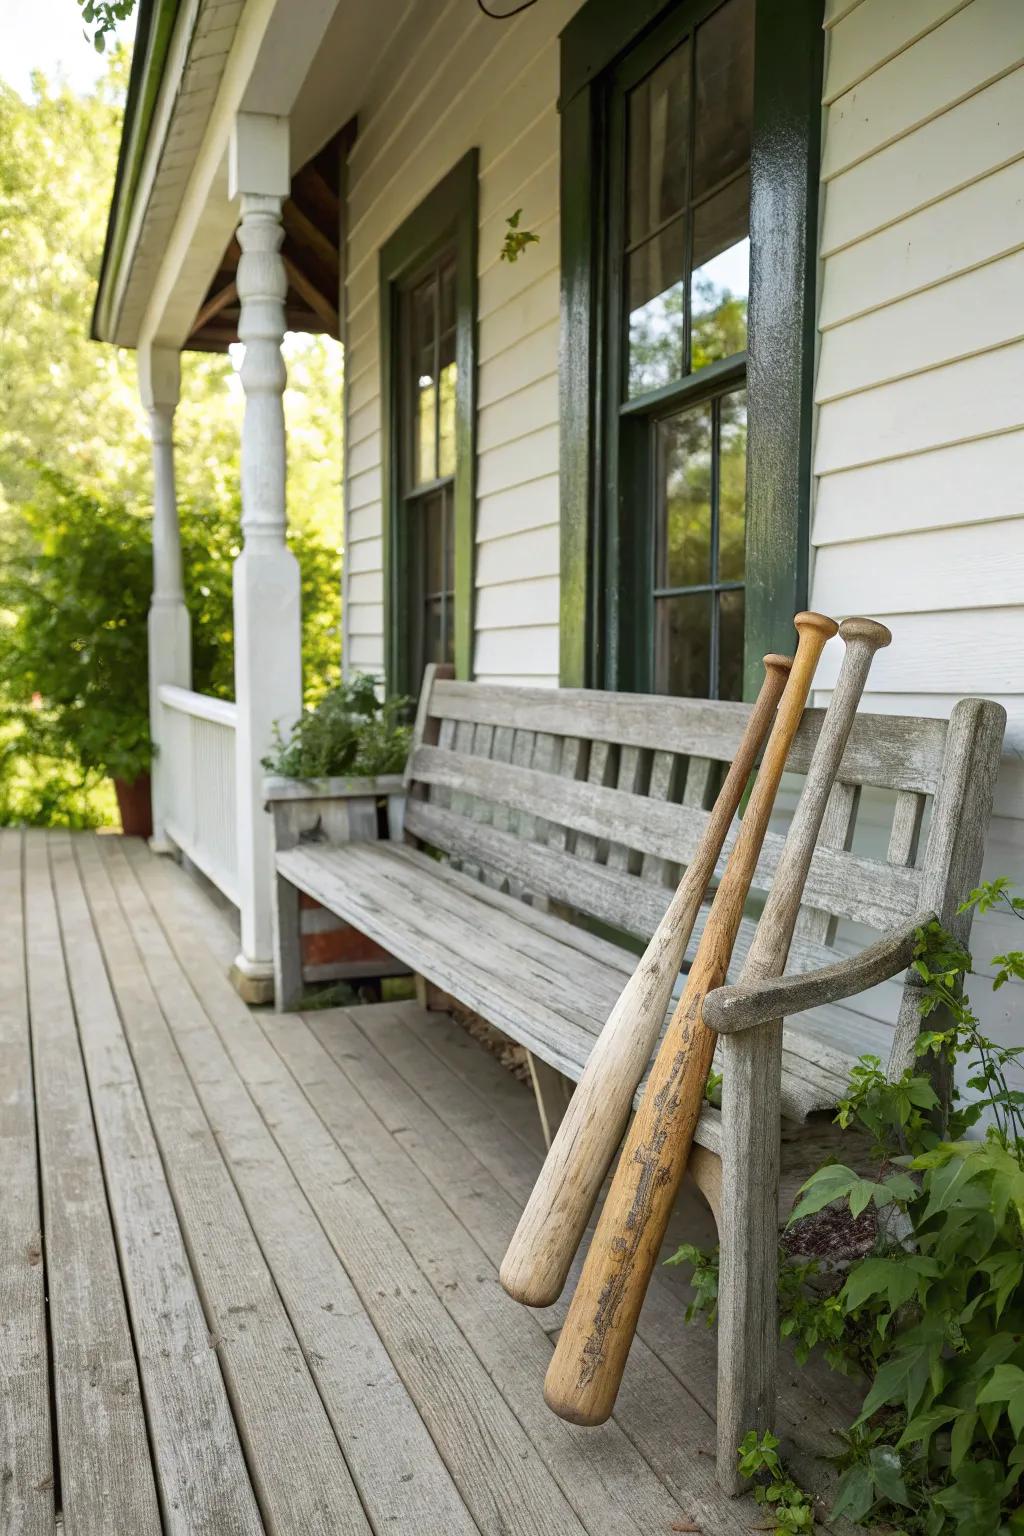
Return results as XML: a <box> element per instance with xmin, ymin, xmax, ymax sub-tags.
<box><xmin>230</xmin><ymin>952</ymin><xmax>276</xmax><ymax>1006</ymax></box>
<box><xmin>148</xmin><ymin>834</ymin><xmax>178</xmax><ymax>857</ymax></box>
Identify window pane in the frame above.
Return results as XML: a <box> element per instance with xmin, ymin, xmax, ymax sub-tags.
<box><xmin>719</xmin><ymin>588</ymin><xmax>745</xmax><ymax>701</ymax></box>
<box><xmin>422</xmin><ymin>489</ymin><xmax>445</xmax><ymax>596</ymax></box>
<box><xmin>693</xmin><ymin>0</ymin><xmax>754</xmax><ymax>200</ymax></box>
<box><xmin>443</xmin><ymin>486</ymin><xmax>455</xmax><ymax>593</ymax></box>
<box><xmin>425</xmin><ymin>598</ymin><xmax>446</xmax><ymax>666</ymax></box>
<box><xmin>658</xmin><ymin>404</ymin><xmax>712</xmax><ymax>588</ymax></box>
<box><xmin>691</xmin><ymin>170</ymin><xmax>749</xmax><ymax>370</ymax></box>
<box><xmin>718</xmin><ymin>388</ymin><xmax>747</xmax><ymax>582</ymax></box>
<box><xmin>438</xmin><ymin>263</ymin><xmax>457</xmax><ymax>478</ymax></box>
<box><xmin>655</xmin><ymin>591</ymin><xmax>712</xmax><ymax>697</ymax></box>
<box><xmin>627</xmin><ymin>218</ymin><xmax>686</xmax><ymax>396</ymax></box>
<box><xmin>627</xmin><ymin>40</ymin><xmax>691</xmax><ymax>245</ymax></box>
<box><xmin>411</xmin><ymin>276</ymin><xmax>437</xmax><ymax>486</ymax></box>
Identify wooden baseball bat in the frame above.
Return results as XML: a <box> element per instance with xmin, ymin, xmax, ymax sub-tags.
<box><xmin>500</xmin><ymin>654</ymin><xmax>793</xmax><ymax>1308</ymax></box>
<box><xmin>708</xmin><ymin>616</ymin><xmax>891</xmax><ymax>1476</ymax></box>
<box><xmin>544</xmin><ymin>611</ymin><xmax>838</xmax><ymax>1426</ymax></box>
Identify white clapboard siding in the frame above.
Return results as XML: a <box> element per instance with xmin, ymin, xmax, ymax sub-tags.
<box><xmin>816</xmin><ymin>249</ymin><xmax>1024</xmax><ymax>401</ymax></box>
<box><xmin>812</xmin><ymin>431</ymin><xmax>1024</xmax><ymax>545</ymax></box>
<box><xmin>822</xmin><ymin>0</ymin><xmax>965</xmax><ymax>105</ymax></box>
<box><xmin>814</xmin><ymin>342</ymin><xmax>1024</xmax><ymax>475</ymax></box>
<box><xmin>812</xmin><ymin>0</ymin><xmax>1024</xmax><ymax>930</ymax></box>
<box><xmin>812</xmin><ymin>521</ymin><xmax>1024</xmax><ymax>616</ymax></box>
<box><xmin>342</xmin><ymin>0</ymin><xmax>579</xmax><ymax>684</ymax></box>
<box><xmin>820</xmin><ymin>0</ymin><xmax>1024</xmax><ymax>179</ymax></box>
<box><xmin>821</xmin><ymin>66</ymin><xmax>1024</xmax><ymax>255</ymax></box>
<box><xmin>819</xmin><ymin>157</ymin><xmax>1024</xmax><ymax>330</ymax></box>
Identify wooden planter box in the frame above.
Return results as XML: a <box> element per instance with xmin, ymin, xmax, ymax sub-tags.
<box><xmin>264</xmin><ymin>774</ymin><xmax>409</xmax><ymax>991</ymax></box>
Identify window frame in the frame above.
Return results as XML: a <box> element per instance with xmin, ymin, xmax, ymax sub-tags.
<box><xmin>558</xmin><ymin>0</ymin><xmax>823</xmax><ymax>698</ymax></box>
<box><xmin>380</xmin><ymin>150</ymin><xmax>478</xmax><ymax>698</ymax></box>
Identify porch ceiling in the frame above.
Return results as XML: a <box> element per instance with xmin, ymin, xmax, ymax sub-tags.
<box><xmin>186</xmin><ymin>126</ymin><xmax>349</xmax><ymax>351</ymax></box>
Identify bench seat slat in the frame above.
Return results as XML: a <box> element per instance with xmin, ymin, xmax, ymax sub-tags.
<box><xmin>277</xmin><ymin>842</ymin><xmax>891</xmax><ymax>1132</ymax></box>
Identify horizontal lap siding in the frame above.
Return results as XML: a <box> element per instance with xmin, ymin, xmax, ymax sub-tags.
<box><xmin>342</xmin><ymin>0</ymin><xmax>582</xmax><ymax>686</ymax></box>
<box><xmin>811</xmin><ymin>0</ymin><xmax>1024</xmax><ymax>1048</ymax></box>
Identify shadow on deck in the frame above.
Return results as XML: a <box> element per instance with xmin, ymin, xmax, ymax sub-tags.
<box><xmin>2</xmin><ymin>829</ymin><xmax>861</xmax><ymax>1535</ymax></box>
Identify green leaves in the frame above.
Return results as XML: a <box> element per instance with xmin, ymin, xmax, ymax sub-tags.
<box><xmin>262</xmin><ymin>677</ymin><xmax>411</xmax><ymax>780</ymax></box>
<box><xmin>499</xmin><ymin>208</ymin><xmax>541</xmax><ymax>263</ymax></box>
<box><xmin>663</xmin><ymin>1242</ymin><xmax>719</xmax><ymax>1326</ymax></box>
<box><xmin>736</xmin><ymin>1432</ymin><xmax>815</xmax><ymax>1535</ymax></box>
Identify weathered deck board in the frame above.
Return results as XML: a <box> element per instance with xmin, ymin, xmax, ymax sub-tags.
<box><xmin>22</xmin><ymin>830</ymin><xmax>162</xmax><ymax>1534</ymax></box>
<box><xmin>116</xmin><ymin>836</ymin><xmax>479</xmax><ymax>1536</ymax></box>
<box><xmin>0</xmin><ymin>829</ymin><xmax>52</xmax><ymax>1536</ymax></box>
<box><xmin>71</xmin><ymin>834</ymin><xmax>368</xmax><ymax>1536</ymax></box>
<box><xmin>303</xmin><ymin>1003</ymin><xmax>756</xmax><ymax>1535</ymax></box>
<box><xmin>48</xmin><ymin>833</ymin><xmax>263</xmax><ymax>1536</ymax></box>
<box><xmin>129</xmin><ymin>847</ymin><xmax>589</xmax><ymax>1536</ymax></box>
<box><xmin>3</xmin><ymin>833</ymin><xmax>867</xmax><ymax>1533</ymax></box>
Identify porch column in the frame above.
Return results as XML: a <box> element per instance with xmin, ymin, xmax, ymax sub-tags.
<box><xmin>138</xmin><ymin>343</ymin><xmax>191</xmax><ymax>853</ymax></box>
<box><xmin>229</xmin><ymin>112</ymin><xmax>302</xmax><ymax>999</ymax></box>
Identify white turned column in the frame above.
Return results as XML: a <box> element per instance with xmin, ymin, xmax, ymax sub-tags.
<box><xmin>139</xmin><ymin>343</ymin><xmax>191</xmax><ymax>854</ymax></box>
<box><xmin>229</xmin><ymin>114</ymin><xmax>302</xmax><ymax>999</ymax></box>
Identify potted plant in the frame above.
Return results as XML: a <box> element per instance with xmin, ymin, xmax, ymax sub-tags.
<box><xmin>262</xmin><ymin>675</ymin><xmax>412</xmax><ymax>988</ymax></box>
<box><xmin>262</xmin><ymin>672</ymin><xmax>411</xmax><ymax>839</ymax></box>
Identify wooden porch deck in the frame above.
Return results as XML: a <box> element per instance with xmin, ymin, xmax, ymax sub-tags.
<box><xmin>2</xmin><ymin>829</ymin><xmax>860</xmax><ymax>1536</ymax></box>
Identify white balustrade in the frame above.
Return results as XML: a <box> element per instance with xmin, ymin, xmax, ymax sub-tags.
<box><xmin>158</xmin><ymin>685</ymin><xmax>239</xmax><ymax>905</ymax></box>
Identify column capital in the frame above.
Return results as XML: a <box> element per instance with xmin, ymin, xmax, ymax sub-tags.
<box><xmin>229</xmin><ymin>113</ymin><xmax>290</xmax><ymax>201</ymax></box>
<box><xmin>137</xmin><ymin>342</ymin><xmax>180</xmax><ymax>413</ymax></box>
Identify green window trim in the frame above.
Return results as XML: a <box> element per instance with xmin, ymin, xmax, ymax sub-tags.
<box><xmin>558</xmin><ymin>0</ymin><xmax>823</xmax><ymax>699</ymax></box>
<box><xmin>380</xmin><ymin>149</ymin><xmax>478</xmax><ymax>697</ymax></box>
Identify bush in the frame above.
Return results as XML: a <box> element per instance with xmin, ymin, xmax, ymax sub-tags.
<box><xmin>0</xmin><ymin>469</ymin><xmax>341</xmax><ymax>822</ymax></box>
<box><xmin>262</xmin><ymin>674</ymin><xmax>411</xmax><ymax>780</ymax></box>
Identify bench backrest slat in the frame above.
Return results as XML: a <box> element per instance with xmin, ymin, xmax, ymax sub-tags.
<box><xmin>405</xmin><ymin>668</ymin><xmax>1006</xmax><ymax>1072</ymax></box>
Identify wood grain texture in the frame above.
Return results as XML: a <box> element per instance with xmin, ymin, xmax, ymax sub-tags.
<box><xmin>500</xmin><ymin>656</ymin><xmax>791</xmax><ymax>1308</ymax></box>
<box><xmin>0</xmin><ymin>830</ymin><xmax>53</xmax><ymax>1536</ymax></box>
<box><xmin>544</xmin><ymin>613</ymin><xmax>838</xmax><ymax>1426</ymax></box>
<box><xmin>712</xmin><ymin>619</ymin><xmax>892</xmax><ymax>1489</ymax></box>
<box><xmin>22</xmin><ymin>831</ymin><xmax>162</xmax><ymax>1535</ymax></box>
<box><xmin>75</xmin><ymin>834</ymin><xmax>371</xmax><ymax>1536</ymax></box>
<box><xmin>49</xmin><ymin>834</ymin><xmax>262</xmax><ymax>1536</ymax></box>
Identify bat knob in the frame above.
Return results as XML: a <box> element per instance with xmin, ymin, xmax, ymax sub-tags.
<box><xmin>793</xmin><ymin>611</ymin><xmax>839</xmax><ymax>642</ymax></box>
<box><xmin>762</xmin><ymin>653</ymin><xmax>793</xmax><ymax>680</ymax></box>
<box><xmin>839</xmin><ymin>616</ymin><xmax>892</xmax><ymax>652</ymax></box>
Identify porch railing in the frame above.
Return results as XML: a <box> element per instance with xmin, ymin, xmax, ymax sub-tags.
<box><xmin>157</xmin><ymin>684</ymin><xmax>239</xmax><ymax>905</ymax></box>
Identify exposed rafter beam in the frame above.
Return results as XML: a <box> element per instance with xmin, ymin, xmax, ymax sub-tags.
<box><xmin>283</xmin><ymin>255</ymin><xmax>339</xmax><ymax>336</ymax></box>
<box><xmin>189</xmin><ymin>279</ymin><xmax>238</xmax><ymax>338</ymax></box>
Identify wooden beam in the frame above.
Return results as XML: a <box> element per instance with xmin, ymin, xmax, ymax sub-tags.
<box><xmin>283</xmin><ymin>255</ymin><xmax>339</xmax><ymax>336</ymax></box>
<box><xmin>189</xmin><ymin>279</ymin><xmax>237</xmax><ymax>337</ymax></box>
<box><xmin>282</xmin><ymin>199</ymin><xmax>339</xmax><ymax>273</ymax></box>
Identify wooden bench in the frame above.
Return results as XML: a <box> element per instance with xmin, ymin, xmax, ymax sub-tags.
<box><xmin>271</xmin><ymin>662</ymin><xmax>1005</xmax><ymax>1482</ymax></box>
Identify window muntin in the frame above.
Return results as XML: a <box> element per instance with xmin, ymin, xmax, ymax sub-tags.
<box><xmin>401</xmin><ymin>254</ymin><xmax>458</xmax><ymax>682</ymax></box>
<box><xmin>624</xmin><ymin>0</ymin><xmax>752</xmax><ymax>399</ymax></box>
<box><xmin>613</xmin><ymin>0</ymin><xmax>753</xmax><ymax>701</ymax></box>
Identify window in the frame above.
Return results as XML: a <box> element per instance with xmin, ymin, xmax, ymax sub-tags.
<box><xmin>558</xmin><ymin>0</ymin><xmax>823</xmax><ymax>699</ymax></box>
<box><xmin>401</xmin><ymin>255</ymin><xmax>458</xmax><ymax>678</ymax></box>
<box><xmin>380</xmin><ymin>153</ymin><xmax>477</xmax><ymax>697</ymax></box>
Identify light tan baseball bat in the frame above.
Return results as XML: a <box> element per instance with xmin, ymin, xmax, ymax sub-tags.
<box><xmin>706</xmin><ymin>616</ymin><xmax>892</xmax><ymax>1477</ymax></box>
<box><xmin>500</xmin><ymin>653</ymin><xmax>793</xmax><ymax>1308</ymax></box>
<box><xmin>544</xmin><ymin>610</ymin><xmax>838</xmax><ymax>1426</ymax></box>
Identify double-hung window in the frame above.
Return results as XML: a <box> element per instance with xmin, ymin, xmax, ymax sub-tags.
<box><xmin>559</xmin><ymin>0</ymin><xmax>822</xmax><ymax>700</ymax></box>
<box><xmin>380</xmin><ymin>152</ymin><xmax>477</xmax><ymax>697</ymax></box>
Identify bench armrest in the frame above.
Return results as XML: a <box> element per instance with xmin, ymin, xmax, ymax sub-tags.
<box><xmin>703</xmin><ymin>909</ymin><xmax>936</xmax><ymax>1036</ymax></box>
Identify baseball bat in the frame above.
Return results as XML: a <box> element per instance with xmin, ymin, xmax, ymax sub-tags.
<box><xmin>500</xmin><ymin>654</ymin><xmax>793</xmax><ymax>1308</ymax></box>
<box><xmin>544</xmin><ymin>611</ymin><xmax>838</xmax><ymax>1426</ymax></box>
<box><xmin>707</xmin><ymin>616</ymin><xmax>892</xmax><ymax>1476</ymax></box>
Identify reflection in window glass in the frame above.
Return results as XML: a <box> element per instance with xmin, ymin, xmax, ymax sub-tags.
<box><xmin>693</xmin><ymin>0</ymin><xmax>754</xmax><ymax>199</ymax></box>
<box><xmin>627</xmin><ymin>40</ymin><xmax>690</xmax><ymax>244</ymax></box>
<box><xmin>652</xmin><ymin>389</ymin><xmax>746</xmax><ymax>700</ymax></box>
<box><xmin>627</xmin><ymin>221</ymin><xmax>686</xmax><ymax>395</ymax></box>
<box><xmin>691</xmin><ymin>171</ymin><xmax>749</xmax><ymax>371</ymax></box>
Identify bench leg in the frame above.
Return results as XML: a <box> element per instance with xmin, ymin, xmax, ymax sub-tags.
<box><xmin>414</xmin><ymin>974</ymin><xmax>451</xmax><ymax>1012</ymax></box>
<box><xmin>715</xmin><ymin>1025</ymin><xmax>783</xmax><ymax>1493</ymax></box>
<box><xmin>526</xmin><ymin>1052</ymin><xmax>572</xmax><ymax>1150</ymax></box>
<box><xmin>272</xmin><ymin>874</ymin><xmax>303</xmax><ymax>1012</ymax></box>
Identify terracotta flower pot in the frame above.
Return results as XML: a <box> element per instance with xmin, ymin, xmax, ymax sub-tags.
<box><xmin>113</xmin><ymin>772</ymin><xmax>153</xmax><ymax>838</ymax></box>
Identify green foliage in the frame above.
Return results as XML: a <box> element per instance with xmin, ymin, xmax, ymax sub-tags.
<box><xmin>77</xmin><ymin>0</ymin><xmax>136</xmax><ymax>52</ymax></box>
<box><xmin>0</xmin><ymin>470</ymin><xmax>340</xmax><ymax>818</ymax></box>
<box><xmin>672</xmin><ymin>887</ymin><xmax>1024</xmax><ymax>1533</ymax></box>
<box><xmin>736</xmin><ymin>1432</ymin><xmax>815</xmax><ymax>1534</ymax></box>
<box><xmin>664</xmin><ymin>1242</ymin><xmax>719</xmax><ymax>1326</ymax></box>
<box><xmin>499</xmin><ymin>208</ymin><xmax>540</xmax><ymax>264</ymax></box>
<box><xmin>262</xmin><ymin>675</ymin><xmax>411</xmax><ymax>781</ymax></box>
